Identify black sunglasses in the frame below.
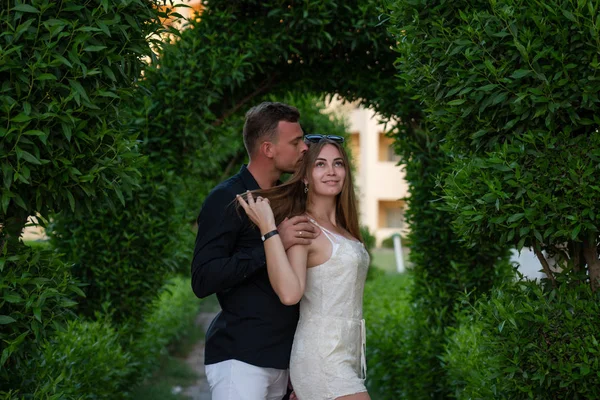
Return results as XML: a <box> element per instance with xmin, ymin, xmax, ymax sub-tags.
<box><xmin>303</xmin><ymin>134</ymin><xmax>345</xmax><ymax>144</ymax></box>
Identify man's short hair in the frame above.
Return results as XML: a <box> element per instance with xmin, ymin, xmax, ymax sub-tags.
<box><xmin>243</xmin><ymin>102</ymin><xmax>300</xmax><ymax>156</ymax></box>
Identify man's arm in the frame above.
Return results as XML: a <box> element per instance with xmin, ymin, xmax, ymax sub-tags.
<box><xmin>191</xmin><ymin>187</ymin><xmax>266</xmax><ymax>298</ymax></box>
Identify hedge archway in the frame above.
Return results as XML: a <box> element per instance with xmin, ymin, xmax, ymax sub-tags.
<box><xmin>49</xmin><ymin>1</ymin><xmax>511</xmax><ymax>397</ymax></box>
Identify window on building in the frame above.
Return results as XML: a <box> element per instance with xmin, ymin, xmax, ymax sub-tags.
<box><xmin>378</xmin><ymin>200</ymin><xmax>406</xmax><ymax>229</ymax></box>
<box><xmin>378</xmin><ymin>132</ymin><xmax>401</xmax><ymax>162</ymax></box>
<box><xmin>386</xmin><ymin>207</ymin><xmax>404</xmax><ymax>228</ymax></box>
<box><xmin>387</xmin><ymin>145</ymin><xmax>401</xmax><ymax>163</ymax></box>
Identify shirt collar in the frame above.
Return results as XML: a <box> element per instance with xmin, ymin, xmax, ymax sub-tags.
<box><xmin>239</xmin><ymin>165</ymin><xmax>261</xmax><ymax>191</ymax></box>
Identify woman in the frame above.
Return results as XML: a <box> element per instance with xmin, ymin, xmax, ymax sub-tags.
<box><xmin>237</xmin><ymin>136</ymin><xmax>370</xmax><ymax>400</ymax></box>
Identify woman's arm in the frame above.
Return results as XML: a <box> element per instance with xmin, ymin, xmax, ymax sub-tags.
<box><xmin>237</xmin><ymin>192</ymin><xmax>309</xmax><ymax>305</ymax></box>
<box><xmin>264</xmin><ymin>240</ymin><xmax>308</xmax><ymax>305</ymax></box>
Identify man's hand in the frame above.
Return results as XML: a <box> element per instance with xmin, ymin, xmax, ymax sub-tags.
<box><xmin>278</xmin><ymin>215</ymin><xmax>320</xmax><ymax>250</ymax></box>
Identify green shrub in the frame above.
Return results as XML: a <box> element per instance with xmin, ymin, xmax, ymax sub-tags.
<box><xmin>361</xmin><ymin>225</ymin><xmax>376</xmax><ymax>260</ymax></box>
<box><xmin>1</xmin><ymin>0</ymin><xmax>175</xmax><ymax>394</ymax></box>
<box><xmin>445</xmin><ymin>280</ymin><xmax>600</xmax><ymax>399</ymax></box>
<box><xmin>0</xmin><ymin>244</ymin><xmax>81</xmax><ymax>391</ymax></box>
<box><xmin>129</xmin><ymin>276</ymin><xmax>201</xmax><ymax>381</ymax></box>
<box><xmin>30</xmin><ymin>318</ymin><xmax>132</xmax><ymax>400</ymax></box>
<box><xmin>49</xmin><ymin>177</ymin><xmax>191</xmax><ymax>323</ymax></box>
<box><xmin>389</xmin><ymin>0</ymin><xmax>600</xmax><ymax>290</ymax></box>
<box><xmin>380</xmin><ymin>234</ymin><xmax>410</xmax><ymax>249</ymax></box>
<box><xmin>44</xmin><ymin>0</ymin><xmax>183</xmax><ymax>323</ymax></box>
<box><xmin>0</xmin><ymin>0</ymin><xmax>153</xmax><ymax>232</ymax></box>
<box><xmin>363</xmin><ymin>273</ymin><xmax>412</xmax><ymax>398</ymax></box>
<box><xmin>360</xmin><ymin>226</ymin><xmax>388</xmax><ymax>281</ymax></box>
<box><xmin>380</xmin><ymin>236</ymin><xmax>394</xmax><ymax>249</ymax></box>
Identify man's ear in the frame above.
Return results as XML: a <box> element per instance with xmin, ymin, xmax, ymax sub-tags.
<box><xmin>261</xmin><ymin>141</ymin><xmax>275</xmax><ymax>159</ymax></box>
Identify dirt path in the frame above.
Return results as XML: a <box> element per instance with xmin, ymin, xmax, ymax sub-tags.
<box><xmin>182</xmin><ymin>311</ymin><xmax>218</xmax><ymax>400</ymax></box>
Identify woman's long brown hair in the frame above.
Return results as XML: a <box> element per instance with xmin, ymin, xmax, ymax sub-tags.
<box><xmin>245</xmin><ymin>139</ymin><xmax>362</xmax><ymax>242</ymax></box>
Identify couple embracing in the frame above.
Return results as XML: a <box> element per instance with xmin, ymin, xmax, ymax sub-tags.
<box><xmin>191</xmin><ymin>102</ymin><xmax>370</xmax><ymax>400</ymax></box>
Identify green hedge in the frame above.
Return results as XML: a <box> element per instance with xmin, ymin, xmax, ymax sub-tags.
<box><xmin>2</xmin><ymin>277</ymin><xmax>201</xmax><ymax>399</ymax></box>
<box><xmin>130</xmin><ymin>276</ymin><xmax>202</xmax><ymax>382</ymax></box>
<box><xmin>0</xmin><ymin>0</ymin><xmax>175</xmax><ymax>393</ymax></box>
<box><xmin>388</xmin><ymin>0</ymin><xmax>600</xmax><ymax>290</ymax></box>
<box><xmin>0</xmin><ymin>244</ymin><xmax>81</xmax><ymax>391</ymax></box>
<box><xmin>363</xmin><ymin>273</ymin><xmax>412</xmax><ymax>398</ymax></box>
<box><xmin>445</xmin><ymin>280</ymin><xmax>600</xmax><ymax>399</ymax></box>
<box><xmin>32</xmin><ymin>318</ymin><xmax>132</xmax><ymax>399</ymax></box>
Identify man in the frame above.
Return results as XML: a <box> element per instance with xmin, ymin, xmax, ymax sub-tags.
<box><xmin>191</xmin><ymin>102</ymin><xmax>319</xmax><ymax>399</ymax></box>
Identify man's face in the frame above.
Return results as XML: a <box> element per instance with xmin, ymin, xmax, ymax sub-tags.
<box><xmin>271</xmin><ymin>121</ymin><xmax>308</xmax><ymax>174</ymax></box>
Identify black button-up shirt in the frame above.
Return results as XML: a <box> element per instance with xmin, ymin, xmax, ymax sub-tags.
<box><xmin>191</xmin><ymin>165</ymin><xmax>299</xmax><ymax>369</ymax></box>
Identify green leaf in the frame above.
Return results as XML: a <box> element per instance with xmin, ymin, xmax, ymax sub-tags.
<box><xmin>33</xmin><ymin>307</ymin><xmax>42</xmax><ymax>322</ymax></box>
<box><xmin>102</xmin><ymin>65</ymin><xmax>116</xmax><ymax>81</ymax></box>
<box><xmin>69</xmin><ymin>79</ymin><xmax>91</xmax><ymax>103</ymax></box>
<box><xmin>23</xmin><ymin>129</ymin><xmax>46</xmax><ymax>137</ymax></box>
<box><xmin>97</xmin><ymin>90</ymin><xmax>119</xmax><ymax>99</ymax></box>
<box><xmin>62</xmin><ymin>123</ymin><xmax>72</xmax><ymax>141</ymax></box>
<box><xmin>571</xmin><ymin>224</ymin><xmax>581</xmax><ymax>240</ymax></box>
<box><xmin>20</xmin><ymin>151</ymin><xmax>42</xmax><ymax>165</ymax></box>
<box><xmin>83</xmin><ymin>45</ymin><xmax>107</xmax><ymax>52</ymax></box>
<box><xmin>562</xmin><ymin>10</ymin><xmax>577</xmax><ymax>22</ymax></box>
<box><xmin>4</xmin><ymin>292</ymin><xmax>23</xmax><ymax>303</ymax></box>
<box><xmin>511</xmin><ymin>69</ymin><xmax>531</xmax><ymax>79</ymax></box>
<box><xmin>114</xmin><ymin>185</ymin><xmax>125</xmax><ymax>206</ymax></box>
<box><xmin>53</xmin><ymin>54</ymin><xmax>73</xmax><ymax>68</ymax></box>
<box><xmin>68</xmin><ymin>284</ymin><xmax>86</xmax><ymax>297</ymax></box>
<box><xmin>448</xmin><ymin>99</ymin><xmax>466</xmax><ymax>106</ymax></box>
<box><xmin>66</xmin><ymin>190</ymin><xmax>75</xmax><ymax>212</ymax></box>
<box><xmin>507</xmin><ymin>213</ymin><xmax>525</xmax><ymax>223</ymax></box>
<box><xmin>480</xmin><ymin>84</ymin><xmax>498</xmax><ymax>92</ymax></box>
<box><xmin>37</xmin><ymin>73</ymin><xmax>57</xmax><ymax>81</ymax></box>
<box><xmin>0</xmin><ymin>315</ymin><xmax>16</xmax><ymax>324</ymax></box>
<box><xmin>1</xmin><ymin>191</ymin><xmax>10</xmax><ymax>213</ymax></box>
<box><xmin>12</xmin><ymin>113</ymin><xmax>32</xmax><ymax>123</ymax></box>
<box><xmin>13</xmin><ymin>4</ymin><xmax>39</xmax><ymax>13</ymax></box>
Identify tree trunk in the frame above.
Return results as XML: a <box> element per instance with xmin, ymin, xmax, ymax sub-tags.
<box><xmin>0</xmin><ymin>209</ymin><xmax>29</xmax><ymax>252</ymax></box>
<box><xmin>533</xmin><ymin>243</ymin><xmax>556</xmax><ymax>286</ymax></box>
<box><xmin>582</xmin><ymin>236</ymin><xmax>600</xmax><ymax>292</ymax></box>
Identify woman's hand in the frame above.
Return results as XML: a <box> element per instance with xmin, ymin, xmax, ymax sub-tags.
<box><xmin>237</xmin><ymin>191</ymin><xmax>276</xmax><ymax>234</ymax></box>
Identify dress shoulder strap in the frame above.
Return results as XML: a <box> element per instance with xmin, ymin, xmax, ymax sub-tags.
<box><xmin>307</xmin><ymin>216</ymin><xmax>338</xmax><ymax>244</ymax></box>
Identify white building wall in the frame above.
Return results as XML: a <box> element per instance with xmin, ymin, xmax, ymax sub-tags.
<box><xmin>344</xmin><ymin>104</ymin><xmax>408</xmax><ymax>245</ymax></box>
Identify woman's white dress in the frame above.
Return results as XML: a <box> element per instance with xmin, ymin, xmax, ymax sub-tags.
<box><xmin>290</xmin><ymin>220</ymin><xmax>369</xmax><ymax>399</ymax></box>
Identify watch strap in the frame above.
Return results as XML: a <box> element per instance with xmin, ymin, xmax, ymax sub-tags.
<box><xmin>261</xmin><ymin>229</ymin><xmax>279</xmax><ymax>242</ymax></box>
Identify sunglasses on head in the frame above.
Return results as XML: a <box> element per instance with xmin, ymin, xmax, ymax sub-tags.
<box><xmin>303</xmin><ymin>134</ymin><xmax>345</xmax><ymax>144</ymax></box>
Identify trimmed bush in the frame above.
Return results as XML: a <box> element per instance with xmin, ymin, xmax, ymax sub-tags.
<box><xmin>4</xmin><ymin>277</ymin><xmax>202</xmax><ymax>399</ymax></box>
<box><xmin>0</xmin><ymin>243</ymin><xmax>80</xmax><ymax>391</ymax></box>
<box><xmin>388</xmin><ymin>0</ymin><xmax>600</xmax><ymax>290</ymax></box>
<box><xmin>445</xmin><ymin>280</ymin><xmax>600</xmax><ymax>399</ymax></box>
<box><xmin>30</xmin><ymin>318</ymin><xmax>132</xmax><ymax>400</ymax></box>
<box><xmin>363</xmin><ymin>273</ymin><xmax>412</xmax><ymax>398</ymax></box>
<box><xmin>129</xmin><ymin>276</ymin><xmax>202</xmax><ymax>381</ymax></box>
<box><xmin>0</xmin><ymin>0</ymin><xmax>175</xmax><ymax>394</ymax></box>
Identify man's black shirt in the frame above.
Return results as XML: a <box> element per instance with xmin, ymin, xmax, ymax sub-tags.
<box><xmin>191</xmin><ymin>165</ymin><xmax>299</xmax><ymax>369</ymax></box>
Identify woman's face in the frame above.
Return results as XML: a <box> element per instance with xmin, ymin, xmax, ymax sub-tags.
<box><xmin>309</xmin><ymin>144</ymin><xmax>346</xmax><ymax>197</ymax></box>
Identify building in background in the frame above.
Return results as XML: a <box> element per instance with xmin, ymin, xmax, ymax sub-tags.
<box><xmin>326</xmin><ymin>99</ymin><xmax>409</xmax><ymax>246</ymax></box>
<box><xmin>164</xmin><ymin>0</ymin><xmax>204</xmax><ymax>27</ymax></box>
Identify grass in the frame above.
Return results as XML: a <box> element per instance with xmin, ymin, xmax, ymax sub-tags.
<box><xmin>129</xmin><ymin>356</ymin><xmax>197</xmax><ymax>400</ymax></box>
<box><xmin>22</xmin><ymin>239</ymin><xmax>51</xmax><ymax>250</ymax></box>
<box><xmin>170</xmin><ymin>294</ymin><xmax>219</xmax><ymax>357</ymax></box>
<box><xmin>130</xmin><ymin>294</ymin><xmax>220</xmax><ymax>399</ymax></box>
<box><xmin>371</xmin><ymin>246</ymin><xmax>411</xmax><ymax>274</ymax></box>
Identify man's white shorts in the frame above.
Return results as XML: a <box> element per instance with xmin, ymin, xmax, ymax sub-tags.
<box><xmin>205</xmin><ymin>359</ymin><xmax>289</xmax><ymax>400</ymax></box>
